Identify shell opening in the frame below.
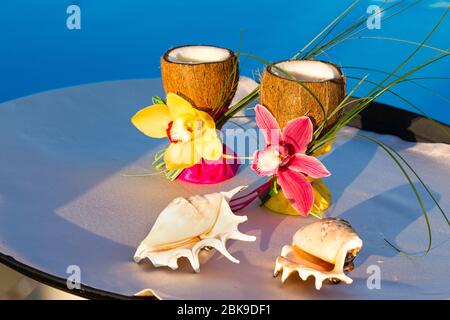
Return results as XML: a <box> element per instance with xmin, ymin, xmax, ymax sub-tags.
<box><xmin>292</xmin><ymin>246</ymin><xmax>335</xmax><ymax>272</ymax></box>
<box><xmin>291</xmin><ymin>246</ymin><xmax>360</xmax><ymax>273</ymax></box>
<box><xmin>166</xmin><ymin>45</ymin><xmax>232</xmax><ymax>64</ymax></box>
<box><xmin>343</xmin><ymin>248</ymin><xmax>360</xmax><ymax>272</ymax></box>
<box><xmin>270</xmin><ymin>60</ymin><xmax>341</xmax><ymax>82</ymax></box>
<box><xmin>274</xmin><ymin>218</ymin><xmax>363</xmax><ymax>290</ymax></box>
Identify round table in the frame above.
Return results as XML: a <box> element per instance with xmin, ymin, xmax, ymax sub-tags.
<box><xmin>0</xmin><ymin>78</ymin><xmax>449</xmax><ymax>299</ymax></box>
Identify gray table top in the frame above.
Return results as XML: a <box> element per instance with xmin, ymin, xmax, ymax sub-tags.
<box><xmin>0</xmin><ymin>78</ymin><xmax>448</xmax><ymax>299</ymax></box>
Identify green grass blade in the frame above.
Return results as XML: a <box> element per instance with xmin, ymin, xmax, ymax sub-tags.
<box><xmin>355</xmin><ymin>134</ymin><xmax>433</xmax><ymax>256</ymax></box>
<box><xmin>292</xmin><ymin>0</ymin><xmax>360</xmax><ymax>59</ymax></box>
<box><xmin>216</xmin><ymin>87</ymin><xmax>260</xmax><ymax>129</ymax></box>
<box><xmin>212</xmin><ymin>30</ymin><xmax>243</xmax><ymax>115</ymax></box>
<box><xmin>313</xmin><ymin>75</ymin><xmax>369</xmax><ymax>139</ymax></box>
<box><xmin>342</xmin><ymin>36</ymin><xmax>450</xmax><ymax>54</ymax></box>
<box><xmin>313</xmin><ymin>0</ymin><xmax>421</xmax><ymax>57</ymax></box>
<box><xmin>241</xmin><ymin>52</ymin><xmax>329</xmax><ymax>128</ymax></box>
<box><xmin>386</xmin><ymin>145</ymin><xmax>449</xmax><ymax>226</ymax></box>
<box><xmin>320</xmin><ymin>53</ymin><xmax>449</xmax><ymax>144</ymax></box>
<box><xmin>345</xmin><ymin>75</ymin><xmax>450</xmax><ymax>137</ymax></box>
<box><xmin>342</xmin><ymin>66</ymin><xmax>450</xmax><ymax>105</ymax></box>
<box><xmin>367</xmin><ymin>7</ymin><xmax>448</xmax><ymax>94</ymax></box>
<box><xmin>307</xmin><ymin>0</ymin><xmax>416</xmax><ymax>58</ymax></box>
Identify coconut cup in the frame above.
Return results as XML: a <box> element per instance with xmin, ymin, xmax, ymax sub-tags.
<box><xmin>260</xmin><ymin>60</ymin><xmax>344</xmax><ymax>216</ymax></box>
<box><xmin>260</xmin><ymin>59</ymin><xmax>346</xmax><ymax>131</ymax></box>
<box><xmin>161</xmin><ymin>45</ymin><xmax>239</xmax><ymax>119</ymax></box>
<box><xmin>161</xmin><ymin>45</ymin><xmax>240</xmax><ymax>184</ymax></box>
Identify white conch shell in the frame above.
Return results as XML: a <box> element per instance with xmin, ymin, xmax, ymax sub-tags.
<box><xmin>274</xmin><ymin>218</ymin><xmax>362</xmax><ymax>290</ymax></box>
<box><xmin>134</xmin><ymin>186</ymin><xmax>256</xmax><ymax>272</ymax></box>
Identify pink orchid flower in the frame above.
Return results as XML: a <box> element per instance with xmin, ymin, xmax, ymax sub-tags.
<box><xmin>251</xmin><ymin>105</ymin><xmax>331</xmax><ymax>216</ymax></box>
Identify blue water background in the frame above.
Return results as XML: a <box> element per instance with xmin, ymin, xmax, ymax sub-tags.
<box><xmin>0</xmin><ymin>0</ymin><xmax>449</xmax><ymax>123</ymax></box>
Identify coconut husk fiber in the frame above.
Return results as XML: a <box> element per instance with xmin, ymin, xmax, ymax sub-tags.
<box><xmin>260</xmin><ymin>60</ymin><xmax>346</xmax><ymax>131</ymax></box>
<box><xmin>161</xmin><ymin>45</ymin><xmax>239</xmax><ymax>117</ymax></box>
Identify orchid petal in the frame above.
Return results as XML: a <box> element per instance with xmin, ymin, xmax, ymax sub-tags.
<box><xmin>131</xmin><ymin>104</ymin><xmax>171</xmax><ymax>138</ymax></box>
<box><xmin>283</xmin><ymin>116</ymin><xmax>313</xmax><ymax>154</ymax></box>
<box><xmin>202</xmin><ymin>129</ymin><xmax>223</xmax><ymax>161</ymax></box>
<box><xmin>202</xmin><ymin>139</ymin><xmax>223</xmax><ymax>161</ymax></box>
<box><xmin>195</xmin><ymin>109</ymin><xmax>216</xmax><ymax>131</ymax></box>
<box><xmin>288</xmin><ymin>154</ymin><xmax>331</xmax><ymax>179</ymax></box>
<box><xmin>277</xmin><ymin>168</ymin><xmax>314</xmax><ymax>216</ymax></box>
<box><xmin>255</xmin><ymin>104</ymin><xmax>282</xmax><ymax>146</ymax></box>
<box><xmin>164</xmin><ymin>141</ymin><xmax>202</xmax><ymax>170</ymax></box>
<box><xmin>166</xmin><ymin>93</ymin><xmax>196</xmax><ymax>118</ymax></box>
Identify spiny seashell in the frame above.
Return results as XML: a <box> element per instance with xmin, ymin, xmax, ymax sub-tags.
<box><xmin>134</xmin><ymin>186</ymin><xmax>256</xmax><ymax>272</ymax></box>
<box><xmin>274</xmin><ymin>218</ymin><xmax>362</xmax><ymax>290</ymax></box>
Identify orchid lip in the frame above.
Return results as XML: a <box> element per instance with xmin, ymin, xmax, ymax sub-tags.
<box><xmin>166</xmin><ymin>121</ymin><xmax>179</xmax><ymax>143</ymax></box>
<box><xmin>166</xmin><ymin>120</ymin><xmax>197</xmax><ymax>143</ymax></box>
<box><xmin>252</xmin><ymin>148</ymin><xmax>281</xmax><ymax>176</ymax></box>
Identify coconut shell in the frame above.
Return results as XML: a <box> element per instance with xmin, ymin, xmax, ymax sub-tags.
<box><xmin>260</xmin><ymin>60</ymin><xmax>346</xmax><ymax>131</ymax></box>
<box><xmin>161</xmin><ymin>45</ymin><xmax>239</xmax><ymax>117</ymax></box>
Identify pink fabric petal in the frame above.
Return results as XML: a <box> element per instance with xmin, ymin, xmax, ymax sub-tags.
<box><xmin>283</xmin><ymin>116</ymin><xmax>313</xmax><ymax>154</ymax></box>
<box><xmin>255</xmin><ymin>104</ymin><xmax>282</xmax><ymax>146</ymax></box>
<box><xmin>251</xmin><ymin>147</ymin><xmax>281</xmax><ymax>176</ymax></box>
<box><xmin>277</xmin><ymin>168</ymin><xmax>314</xmax><ymax>216</ymax></box>
<box><xmin>288</xmin><ymin>154</ymin><xmax>331</xmax><ymax>179</ymax></box>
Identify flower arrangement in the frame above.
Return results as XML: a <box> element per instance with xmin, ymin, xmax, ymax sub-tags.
<box><xmin>130</xmin><ymin>0</ymin><xmax>449</xmax><ymax>255</ymax></box>
<box><xmin>131</xmin><ymin>93</ymin><xmax>223</xmax><ymax>170</ymax></box>
<box><xmin>251</xmin><ymin>105</ymin><xmax>331</xmax><ymax>216</ymax></box>
<box><xmin>132</xmin><ymin>45</ymin><xmax>242</xmax><ymax>183</ymax></box>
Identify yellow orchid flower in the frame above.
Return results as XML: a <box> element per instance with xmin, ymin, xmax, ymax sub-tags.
<box><xmin>131</xmin><ymin>93</ymin><xmax>223</xmax><ymax>170</ymax></box>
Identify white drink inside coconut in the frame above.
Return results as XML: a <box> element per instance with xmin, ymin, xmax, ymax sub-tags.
<box><xmin>261</xmin><ymin>60</ymin><xmax>345</xmax><ymax>130</ymax></box>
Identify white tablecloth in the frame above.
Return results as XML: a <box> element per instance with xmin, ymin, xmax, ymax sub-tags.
<box><xmin>0</xmin><ymin>79</ymin><xmax>448</xmax><ymax>299</ymax></box>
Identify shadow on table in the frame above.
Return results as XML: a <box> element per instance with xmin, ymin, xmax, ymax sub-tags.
<box><xmin>302</xmin><ymin>135</ymin><xmax>443</xmax><ymax>267</ymax></box>
<box><xmin>322</xmin><ymin>136</ymin><xmax>377</xmax><ymax>206</ymax></box>
<box><xmin>0</xmin><ymin>80</ymin><xmax>165</xmax><ymax>296</ymax></box>
<box><xmin>0</xmin><ymin>79</ymin><xmax>445</xmax><ymax>299</ymax></box>
<box><xmin>337</xmin><ymin>182</ymin><xmax>441</xmax><ymax>264</ymax></box>
<box><xmin>275</xmin><ymin>274</ymin><xmax>421</xmax><ymax>299</ymax></box>
<box><xmin>233</xmin><ymin>132</ymin><xmax>378</xmax><ymax>255</ymax></box>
